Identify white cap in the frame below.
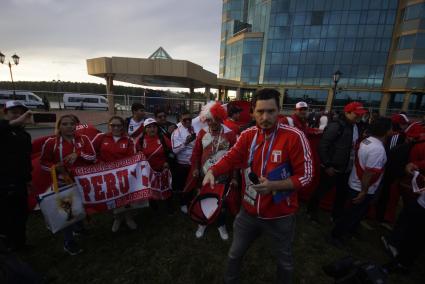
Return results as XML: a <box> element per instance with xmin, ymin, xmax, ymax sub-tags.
<box><xmin>4</xmin><ymin>100</ymin><xmax>28</xmax><ymax>111</ymax></box>
<box><xmin>295</xmin><ymin>102</ymin><xmax>308</xmax><ymax>109</ymax></box>
<box><xmin>143</xmin><ymin>118</ymin><xmax>157</xmax><ymax>127</ymax></box>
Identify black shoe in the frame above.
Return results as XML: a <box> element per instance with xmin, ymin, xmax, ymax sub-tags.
<box><xmin>381</xmin><ymin>236</ymin><xmax>398</xmax><ymax>258</ymax></box>
<box><xmin>73</xmin><ymin>228</ymin><xmax>89</xmax><ymax>238</ymax></box>
<box><xmin>382</xmin><ymin>260</ymin><xmax>409</xmax><ymax>275</ymax></box>
<box><xmin>64</xmin><ymin>241</ymin><xmax>83</xmax><ymax>256</ymax></box>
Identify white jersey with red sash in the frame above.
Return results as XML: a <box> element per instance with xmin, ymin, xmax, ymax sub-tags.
<box><xmin>349</xmin><ymin>136</ymin><xmax>387</xmax><ymax>194</ymax></box>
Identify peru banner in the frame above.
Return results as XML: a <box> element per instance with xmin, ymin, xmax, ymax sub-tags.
<box><xmin>71</xmin><ymin>154</ymin><xmax>152</xmax><ymax>214</ymax></box>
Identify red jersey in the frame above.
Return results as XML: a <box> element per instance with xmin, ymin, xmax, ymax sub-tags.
<box><xmin>138</xmin><ymin>135</ymin><xmax>172</xmax><ymax>171</ymax></box>
<box><xmin>191</xmin><ymin>125</ymin><xmax>237</xmax><ymax>175</ymax></box>
<box><xmin>75</xmin><ymin>123</ymin><xmax>100</xmax><ymax>140</ymax></box>
<box><xmin>410</xmin><ymin>139</ymin><xmax>425</xmax><ymax>171</ymax></box>
<box><xmin>210</xmin><ymin>123</ymin><xmax>314</xmax><ymax>219</ymax></box>
<box><xmin>280</xmin><ymin>114</ymin><xmax>320</xmax><ymax>137</ymax></box>
<box><xmin>224</xmin><ymin>118</ymin><xmax>240</xmax><ymax>135</ymax></box>
<box><xmin>40</xmin><ymin>134</ymin><xmax>96</xmax><ymax>172</ymax></box>
<box><xmin>91</xmin><ymin>133</ymin><xmax>137</xmax><ymax>162</ymax></box>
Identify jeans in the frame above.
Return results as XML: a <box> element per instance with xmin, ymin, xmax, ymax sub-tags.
<box><xmin>224</xmin><ymin>209</ymin><xmax>296</xmax><ymax>284</ymax></box>
<box><xmin>63</xmin><ymin>220</ymin><xmax>83</xmax><ymax>245</ymax></box>
<box><xmin>332</xmin><ymin>188</ymin><xmax>374</xmax><ymax>239</ymax></box>
<box><xmin>307</xmin><ymin>168</ymin><xmax>349</xmax><ymax>221</ymax></box>
<box><xmin>172</xmin><ymin>164</ymin><xmax>192</xmax><ymax>206</ymax></box>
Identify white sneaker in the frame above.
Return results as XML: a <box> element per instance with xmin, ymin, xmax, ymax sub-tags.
<box><xmin>111</xmin><ymin>218</ymin><xmax>122</xmax><ymax>233</ymax></box>
<box><xmin>125</xmin><ymin>215</ymin><xmax>138</xmax><ymax>230</ymax></box>
<box><xmin>195</xmin><ymin>225</ymin><xmax>207</xmax><ymax>239</ymax></box>
<box><xmin>180</xmin><ymin>205</ymin><xmax>188</xmax><ymax>214</ymax></box>
<box><xmin>218</xmin><ymin>225</ymin><xmax>229</xmax><ymax>241</ymax></box>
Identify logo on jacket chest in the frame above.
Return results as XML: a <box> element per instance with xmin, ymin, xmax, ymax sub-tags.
<box><xmin>271</xmin><ymin>150</ymin><xmax>282</xmax><ymax>163</ymax></box>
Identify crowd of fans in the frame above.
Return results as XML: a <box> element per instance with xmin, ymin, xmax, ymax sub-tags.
<box><xmin>1</xmin><ymin>88</ymin><xmax>424</xmax><ymax>283</ymax></box>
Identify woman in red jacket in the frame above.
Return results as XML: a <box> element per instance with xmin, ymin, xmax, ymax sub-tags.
<box><xmin>40</xmin><ymin>114</ymin><xmax>96</xmax><ymax>256</ymax></box>
<box><xmin>92</xmin><ymin>116</ymin><xmax>139</xmax><ymax>232</ymax></box>
<box><xmin>138</xmin><ymin>118</ymin><xmax>174</xmax><ymax>213</ymax></box>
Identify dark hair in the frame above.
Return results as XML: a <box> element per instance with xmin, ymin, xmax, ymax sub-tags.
<box><xmin>180</xmin><ymin>109</ymin><xmax>191</xmax><ymax>116</ymax></box>
<box><xmin>108</xmin><ymin>116</ymin><xmax>125</xmax><ymax>125</ymax></box>
<box><xmin>252</xmin><ymin>88</ymin><xmax>280</xmax><ymax>110</ymax></box>
<box><xmin>131</xmin><ymin>103</ymin><xmax>145</xmax><ymax>113</ymax></box>
<box><xmin>154</xmin><ymin>109</ymin><xmax>166</xmax><ymax>117</ymax></box>
<box><xmin>368</xmin><ymin>117</ymin><xmax>392</xmax><ymax>137</ymax></box>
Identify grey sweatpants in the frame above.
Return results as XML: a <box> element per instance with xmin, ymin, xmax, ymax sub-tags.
<box><xmin>224</xmin><ymin>208</ymin><xmax>296</xmax><ymax>284</ymax></box>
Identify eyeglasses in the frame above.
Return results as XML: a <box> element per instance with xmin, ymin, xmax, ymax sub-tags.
<box><xmin>110</xmin><ymin>124</ymin><xmax>123</xmax><ymax>128</ymax></box>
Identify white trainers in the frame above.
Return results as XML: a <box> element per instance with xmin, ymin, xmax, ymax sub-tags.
<box><xmin>125</xmin><ymin>215</ymin><xmax>138</xmax><ymax>230</ymax></box>
<box><xmin>111</xmin><ymin>218</ymin><xmax>122</xmax><ymax>233</ymax></box>
<box><xmin>180</xmin><ymin>205</ymin><xmax>188</xmax><ymax>214</ymax></box>
<box><xmin>195</xmin><ymin>225</ymin><xmax>207</xmax><ymax>239</ymax></box>
<box><xmin>218</xmin><ymin>225</ymin><xmax>229</xmax><ymax>241</ymax></box>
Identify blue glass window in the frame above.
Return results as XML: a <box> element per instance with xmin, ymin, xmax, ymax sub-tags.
<box><xmin>398</xmin><ymin>35</ymin><xmax>415</xmax><ymax>49</ymax></box>
<box><xmin>408</xmin><ymin>64</ymin><xmax>425</xmax><ymax>78</ymax></box>
<box><xmin>392</xmin><ymin>64</ymin><xmax>409</xmax><ymax>77</ymax></box>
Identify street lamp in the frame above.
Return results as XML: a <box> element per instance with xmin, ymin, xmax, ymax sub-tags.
<box><xmin>0</xmin><ymin>52</ymin><xmax>20</xmax><ymax>99</ymax></box>
<box><xmin>330</xmin><ymin>70</ymin><xmax>342</xmax><ymax>112</ymax></box>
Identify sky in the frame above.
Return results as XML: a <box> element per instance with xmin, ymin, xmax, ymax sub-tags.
<box><xmin>0</xmin><ymin>0</ymin><xmax>223</xmax><ymax>87</ymax></box>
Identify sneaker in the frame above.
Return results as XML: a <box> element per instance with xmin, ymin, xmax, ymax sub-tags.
<box><xmin>195</xmin><ymin>225</ymin><xmax>207</xmax><ymax>239</ymax></box>
<box><xmin>217</xmin><ymin>226</ymin><xmax>229</xmax><ymax>241</ymax></box>
<box><xmin>380</xmin><ymin>222</ymin><xmax>393</xmax><ymax>231</ymax></box>
<box><xmin>381</xmin><ymin>236</ymin><xmax>398</xmax><ymax>258</ymax></box>
<box><xmin>112</xmin><ymin>218</ymin><xmax>122</xmax><ymax>233</ymax></box>
<box><xmin>125</xmin><ymin>215</ymin><xmax>138</xmax><ymax>230</ymax></box>
<box><xmin>64</xmin><ymin>241</ymin><xmax>83</xmax><ymax>256</ymax></box>
<box><xmin>180</xmin><ymin>205</ymin><xmax>188</xmax><ymax>214</ymax></box>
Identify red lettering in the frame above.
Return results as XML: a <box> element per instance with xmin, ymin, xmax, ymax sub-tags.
<box><xmin>91</xmin><ymin>175</ymin><xmax>105</xmax><ymax>201</ymax></box>
<box><xmin>77</xmin><ymin>178</ymin><xmax>92</xmax><ymax>202</ymax></box>
<box><xmin>104</xmin><ymin>173</ymin><xmax>119</xmax><ymax>199</ymax></box>
<box><xmin>116</xmin><ymin>169</ymin><xmax>130</xmax><ymax>194</ymax></box>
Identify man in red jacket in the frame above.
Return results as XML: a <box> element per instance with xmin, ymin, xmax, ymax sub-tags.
<box><xmin>203</xmin><ymin>89</ymin><xmax>313</xmax><ymax>284</ymax></box>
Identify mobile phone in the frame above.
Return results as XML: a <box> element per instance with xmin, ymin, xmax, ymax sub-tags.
<box><xmin>248</xmin><ymin>172</ymin><xmax>260</xmax><ymax>185</ymax></box>
<box><xmin>33</xmin><ymin>113</ymin><xmax>57</xmax><ymax>123</ymax></box>
<box><xmin>190</xmin><ymin>133</ymin><xmax>196</xmax><ymax>141</ymax></box>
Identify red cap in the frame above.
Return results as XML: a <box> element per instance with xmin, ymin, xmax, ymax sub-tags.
<box><xmin>391</xmin><ymin>114</ymin><xmax>409</xmax><ymax>125</ymax></box>
<box><xmin>344</xmin><ymin>102</ymin><xmax>368</xmax><ymax>115</ymax></box>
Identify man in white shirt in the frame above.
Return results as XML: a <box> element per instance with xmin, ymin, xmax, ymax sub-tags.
<box><xmin>125</xmin><ymin>103</ymin><xmax>146</xmax><ymax>139</ymax></box>
<box><xmin>171</xmin><ymin>110</ymin><xmax>196</xmax><ymax>213</ymax></box>
<box><xmin>331</xmin><ymin>117</ymin><xmax>392</xmax><ymax>245</ymax></box>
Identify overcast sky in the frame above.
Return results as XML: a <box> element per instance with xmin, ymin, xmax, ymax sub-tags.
<box><xmin>0</xmin><ymin>0</ymin><xmax>222</xmax><ymax>86</ymax></box>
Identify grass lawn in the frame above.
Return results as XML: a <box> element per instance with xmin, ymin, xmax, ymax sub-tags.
<box><xmin>20</xmin><ymin>203</ymin><xmax>425</xmax><ymax>284</ymax></box>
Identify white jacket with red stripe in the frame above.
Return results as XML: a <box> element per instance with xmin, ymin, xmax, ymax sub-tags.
<box><xmin>210</xmin><ymin>123</ymin><xmax>314</xmax><ymax>219</ymax></box>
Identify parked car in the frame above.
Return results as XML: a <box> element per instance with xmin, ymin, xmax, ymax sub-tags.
<box><xmin>63</xmin><ymin>93</ymin><xmax>108</xmax><ymax>110</ymax></box>
<box><xmin>0</xmin><ymin>90</ymin><xmax>44</xmax><ymax>109</ymax></box>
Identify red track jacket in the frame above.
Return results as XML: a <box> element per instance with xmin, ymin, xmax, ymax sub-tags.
<box><xmin>91</xmin><ymin>133</ymin><xmax>137</xmax><ymax>162</ymax></box>
<box><xmin>40</xmin><ymin>134</ymin><xmax>96</xmax><ymax>172</ymax></box>
<box><xmin>210</xmin><ymin>123</ymin><xmax>314</xmax><ymax>219</ymax></box>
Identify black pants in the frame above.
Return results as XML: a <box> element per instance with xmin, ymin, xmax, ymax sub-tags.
<box><xmin>395</xmin><ymin>200</ymin><xmax>425</xmax><ymax>267</ymax></box>
<box><xmin>0</xmin><ymin>184</ymin><xmax>28</xmax><ymax>249</ymax></box>
<box><xmin>172</xmin><ymin>163</ymin><xmax>193</xmax><ymax>206</ymax></box>
<box><xmin>307</xmin><ymin>167</ymin><xmax>349</xmax><ymax>220</ymax></box>
<box><xmin>332</xmin><ymin>188</ymin><xmax>374</xmax><ymax>239</ymax></box>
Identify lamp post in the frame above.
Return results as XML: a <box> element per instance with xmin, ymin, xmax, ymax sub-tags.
<box><xmin>330</xmin><ymin>70</ymin><xmax>342</xmax><ymax>112</ymax></box>
<box><xmin>0</xmin><ymin>52</ymin><xmax>20</xmax><ymax>99</ymax></box>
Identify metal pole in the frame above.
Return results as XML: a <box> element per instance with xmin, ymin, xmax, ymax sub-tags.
<box><xmin>330</xmin><ymin>81</ymin><xmax>338</xmax><ymax>112</ymax></box>
<box><xmin>8</xmin><ymin>62</ymin><xmax>16</xmax><ymax>99</ymax></box>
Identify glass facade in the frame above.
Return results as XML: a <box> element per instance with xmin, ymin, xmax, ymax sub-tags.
<box><xmin>220</xmin><ymin>0</ymin><xmax>399</xmax><ymax>89</ymax></box>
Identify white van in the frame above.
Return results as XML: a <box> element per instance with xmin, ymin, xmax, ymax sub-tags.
<box><xmin>63</xmin><ymin>93</ymin><xmax>108</xmax><ymax>110</ymax></box>
<box><xmin>0</xmin><ymin>90</ymin><xmax>44</xmax><ymax>109</ymax></box>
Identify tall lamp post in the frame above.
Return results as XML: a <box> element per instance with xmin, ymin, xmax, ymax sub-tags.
<box><xmin>0</xmin><ymin>52</ymin><xmax>20</xmax><ymax>99</ymax></box>
<box><xmin>330</xmin><ymin>70</ymin><xmax>342</xmax><ymax>112</ymax></box>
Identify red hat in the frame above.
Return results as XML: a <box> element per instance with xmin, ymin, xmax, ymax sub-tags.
<box><xmin>391</xmin><ymin>114</ymin><xmax>409</xmax><ymax>125</ymax></box>
<box><xmin>189</xmin><ymin>183</ymin><xmax>226</xmax><ymax>225</ymax></box>
<box><xmin>344</xmin><ymin>102</ymin><xmax>368</xmax><ymax>115</ymax></box>
<box><xmin>405</xmin><ymin>122</ymin><xmax>425</xmax><ymax>139</ymax></box>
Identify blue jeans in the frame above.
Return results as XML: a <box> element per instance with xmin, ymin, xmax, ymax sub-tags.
<box><xmin>63</xmin><ymin>221</ymin><xmax>83</xmax><ymax>245</ymax></box>
<box><xmin>332</xmin><ymin>188</ymin><xmax>374</xmax><ymax>239</ymax></box>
